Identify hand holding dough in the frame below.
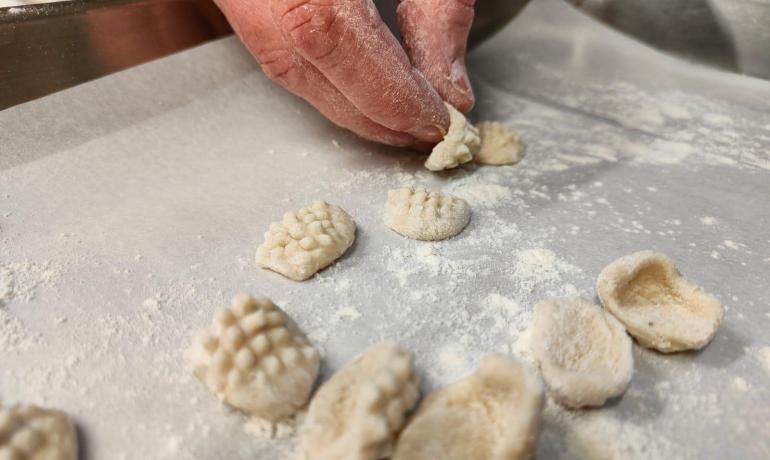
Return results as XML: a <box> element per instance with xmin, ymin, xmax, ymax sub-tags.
<box><xmin>424</xmin><ymin>103</ymin><xmax>480</xmax><ymax>171</ymax></box>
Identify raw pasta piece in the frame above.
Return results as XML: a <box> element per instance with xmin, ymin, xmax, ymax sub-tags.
<box><xmin>597</xmin><ymin>250</ymin><xmax>724</xmax><ymax>353</ymax></box>
<box><xmin>256</xmin><ymin>201</ymin><xmax>356</xmax><ymax>281</ymax></box>
<box><xmin>531</xmin><ymin>298</ymin><xmax>633</xmax><ymax>408</ymax></box>
<box><xmin>301</xmin><ymin>342</ymin><xmax>419</xmax><ymax>460</ymax></box>
<box><xmin>0</xmin><ymin>405</ymin><xmax>77</xmax><ymax>460</ymax></box>
<box><xmin>424</xmin><ymin>103</ymin><xmax>480</xmax><ymax>171</ymax></box>
<box><xmin>383</xmin><ymin>187</ymin><xmax>470</xmax><ymax>241</ymax></box>
<box><xmin>393</xmin><ymin>354</ymin><xmax>544</xmax><ymax>460</ymax></box>
<box><xmin>475</xmin><ymin>122</ymin><xmax>524</xmax><ymax>166</ymax></box>
<box><xmin>185</xmin><ymin>294</ymin><xmax>320</xmax><ymax>421</ymax></box>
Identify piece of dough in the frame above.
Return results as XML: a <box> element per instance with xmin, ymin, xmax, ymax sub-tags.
<box><xmin>301</xmin><ymin>342</ymin><xmax>419</xmax><ymax>460</ymax></box>
<box><xmin>383</xmin><ymin>187</ymin><xmax>470</xmax><ymax>241</ymax></box>
<box><xmin>475</xmin><ymin>122</ymin><xmax>524</xmax><ymax>166</ymax></box>
<box><xmin>597</xmin><ymin>250</ymin><xmax>724</xmax><ymax>353</ymax></box>
<box><xmin>393</xmin><ymin>354</ymin><xmax>544</xmax><ymax>460</ymax></box>
<box><xmin>424</xmin><ymin>103</ymin><xmax>480</xmax><ymax>171</ymax></box>
<box><xmin>256</xmin><ymin>201</ymin><xmax>356</xmax><ymax>281</ymax></box>
<box><xmin>185</xmin><ymin>294</ymin><xmax>320</xmax><ymax>421</ymax></box>
<box><xmin>0</xmin><ymin>404</ymin><xmax>77</xmax><ymax>460</ymax></box>
<box><xmin>531</xmin><ymin>298</ymin><xmax>633</xmax><ymax>408</ymax></box>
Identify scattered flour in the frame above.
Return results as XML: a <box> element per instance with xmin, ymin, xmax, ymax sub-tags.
<box><xmin>511</xmin><ymin>248</ymin><xmax>580</xmax><ymax>292</ymax></box>
<box><xmin>243</xmin><ymin>411</ymin><xmax>305</xmax><ymax>440</ymax></box>
<box><xmin>0</xmin><ymin>309</ymin><xmax>40</xmax><ymax>353</ymax></box>
<box><xmin>625</xmin><ymin>140</ymin><xmax>694</xmax><ymax>165</ymax></box>
<box><xmin>447</xmin><ymin>183</ymin><xmax>513</xmax><ymax>208</ymax></box>
<box><xmin>0</xmin><ymin>260</ymin><xmax>61</xmax><ymax>306</ymax></box>
<box><xmin>435</xmin><ymin>343</ymin><xmax>471</xmax><ymax>382</ymax></box>
<box><xmin>700</xmin><ymin>216</ymin><xmax>719</xmax><ymax>226</ymax></box>
<box><xmin>545</xmin><ymin>400</ymin><xmax>671</xmax><ymax>460</ymax></box>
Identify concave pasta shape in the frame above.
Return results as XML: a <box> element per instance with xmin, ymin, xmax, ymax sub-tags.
<box><xmin>185</xmin><ymin>294</ymin><xmax>320</xmax><ymax>421</ymax></box>
<box><xmin>301</xmin><ymin>342</ymin><xmax>420</xmax><ymax>460</ymax></box>
<box><xmin>597</xmin><ymin>250</ymin><xmax>724</xmax><ymax>353</ymax></box>
<box><xmin>0</xmin><ymin>404</ymin><xmax>78</xmax><ymax>460</ymax></box>
<box><xmin>383</xmin><ymin>187</ymin><xmax>470</xmax><ymax>241</ymax></box>
<box><xmin>393</xmin><ymin>354</ymin><xmax>544</xmax><ymax>460</ymax></box>
<box><xmin>424</xmin><ymin>103</ymin><xmax>480</xmax><ymax>171</ymax></box>
<box><xmin>531</xmin><ymin>298</ymin><xmax>633</xmax><ymax>408</ymax></box>
<box><xmin>256</xmin><ymin>201</ymin><xmax>356</xmax><ymax>281</ymax></box>
<box><xmin>475</xmin><ymin>122</ymin><xmax>525</xmax><ymax>166</ymax></box>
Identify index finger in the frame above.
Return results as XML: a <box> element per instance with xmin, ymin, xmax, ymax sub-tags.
<box><xmin>271</xmin><ymin>0</ymin><xmax>450</xmax><ymax>143</ymax></box>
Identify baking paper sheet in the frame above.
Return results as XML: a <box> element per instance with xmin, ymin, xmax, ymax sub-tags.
<box><xmin>1</xmin><ymin>0</ymin><xmax>769</xmax><ymax>458</ymax></box>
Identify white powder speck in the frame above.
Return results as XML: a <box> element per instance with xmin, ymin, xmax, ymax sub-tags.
<box><xmin>584</xmin><ymin>145</ymin><xmax>617</xmax><ymax>162</ymax></box>
<box><xmin>0</xmin><ymin>260</ymin><xmax>61</xmax><ymax>307</ymax></box>
<box><xmin>143</xmin><ymin>297</ymin><xmax>162</xmax><ymax>311</ymax></box>
<box><xmin>758</xmin><ymin>347</ymin><xmax>770</xmax><ymax>377</ymax></box>
<box><xmin>333</xmin><ymin>306</ymin><xmax>361</xmax><ymax>321</ymax></box>
<box><xmin>511</xmin><ymin>248</ymin><xmax>579</xmax><ymax>291</ymax></box>
<box><xmin>243</xmin><ymin>411</ymin><xmax>304</xmax><ymax>440</ymax></box>
<box><xmin>732</xmin><ymin>377</ymin><xmax>750</xmax><ymax>392</ymax></box>
<box><xmin>541</xmin><ymin>395</ymin><xmax>673</xmax><ymax>460</ymax></box>
<box><xmin>700</xmin><ymin>216</ymin><xmax>719</xmax><ymax>226</ymax></box>
<box><xmin>626</xmin><ymin>140</ymin><xmax>694</xmax><ymax>165</ymax></box>
<box><xmin>0</xmin><ymin>309</ymin><xmax>40</xmax><ymax>353</ymax></box>
<box><xmin>723</xmin><ymin>240</ymin><xmax>741</xmax><ymax>250</ymax></box>
<box><xmin>436</xmin><ymin>343</ymin><xmax>471</xmax><ymax>381</ymax></box>
<box><xmin>445</xmin><ymin>178</ymin><xmax>513</xmax><ymax>207</ymax></box>
<box><xmin>702</xmin><ymin>113</ymin><xmax>734</xmax><ymax>126</ymax></box>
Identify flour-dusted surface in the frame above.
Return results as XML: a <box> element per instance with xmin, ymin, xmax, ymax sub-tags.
<box><xmin>1</xmin><ymin>0</ymin><xmax>770</xmax><ymax>458</ymax></box>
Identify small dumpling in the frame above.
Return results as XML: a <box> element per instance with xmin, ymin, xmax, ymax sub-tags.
<box><xmin>531</xmin><ymin>298</ymin><xmax>633</xmax><ymax>408</ymax></box>
<box><xmin>256</xmin><ymin>201</ymin><xmax>356</xmax><ymax>281</ymax></box>
<box><xmin>185</xmin><ymin>294</ymin><xmax>320</xmax><ymax>421</ymax></box>
<box><xmin>301</xmin><ymin>342</ymin><xmax>419</xmax><ymax>460</ymax></box>
<box><xmin>424</xmin><ymin>103</ymin><xmax>480</xmax><ymax>171</ymax></box>
<box><xmin>0</xmin><ymin>404</ymin><xmax>78</xmax><ymax>460</ymax></box>
<box><xmin>393</xmin><ymin>354</ymin><xmax>544</xmax><ymax>460</ymax></box>
<box><xmin>597</xmin><ymin>251</ymin><xmax>724</xmax><ymax>353</ymax></box>
<box><xmin>383</xmin><ymin>187</ymin><xmax>470</xmax><ymax>241</ymax></box>
<box><xmin>475</xmin><ymin>122</ymin><xmax>524</xmax><ymax>166</ymax></box>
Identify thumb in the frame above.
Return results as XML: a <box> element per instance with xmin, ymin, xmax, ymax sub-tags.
<box><xmin>397</xmin><ymin>0</ymin><xmax>475</xmax><ymax>112</ymax></box>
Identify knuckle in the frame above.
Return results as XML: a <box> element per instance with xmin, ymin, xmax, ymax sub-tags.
<box><xmin>279</xmin><ymin>0</ymin><xmax>344</xmax><ymax>62</ymax></box>
<box><xmin>257</xmin><ymin>48</ymin><xmax>297</xmax><ymax>83</ymax></box>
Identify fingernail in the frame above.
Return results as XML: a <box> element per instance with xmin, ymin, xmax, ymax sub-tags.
<box><xmin>414</xmin><ymin>124</ymin><xmax>445</xmax><ymax>142</ymax></box>
<box><xmin>450</xmin><ymin>60</ymin><xmax>472</xmax><ymax>94</ymax></box>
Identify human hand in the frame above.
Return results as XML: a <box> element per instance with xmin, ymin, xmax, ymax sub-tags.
<box><xmin>215</xmin><ymin>0</ymin><xmax>475</xmax><ymax>148</ymax></box>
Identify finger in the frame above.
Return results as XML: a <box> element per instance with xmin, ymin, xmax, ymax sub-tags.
<box><xmin>215</xmin><ymin>0</ymin><xmax>422</xmax><ymax>146</ymax></box>
<box><xmin>271</xmin><ymin>0</ymin><xmax>450</xmax><ymax>143</ymax></box>
<box><xmin>398</xmin><ymin>0</ymin><xmax>476</xmax><ymax>112</ymax></box>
